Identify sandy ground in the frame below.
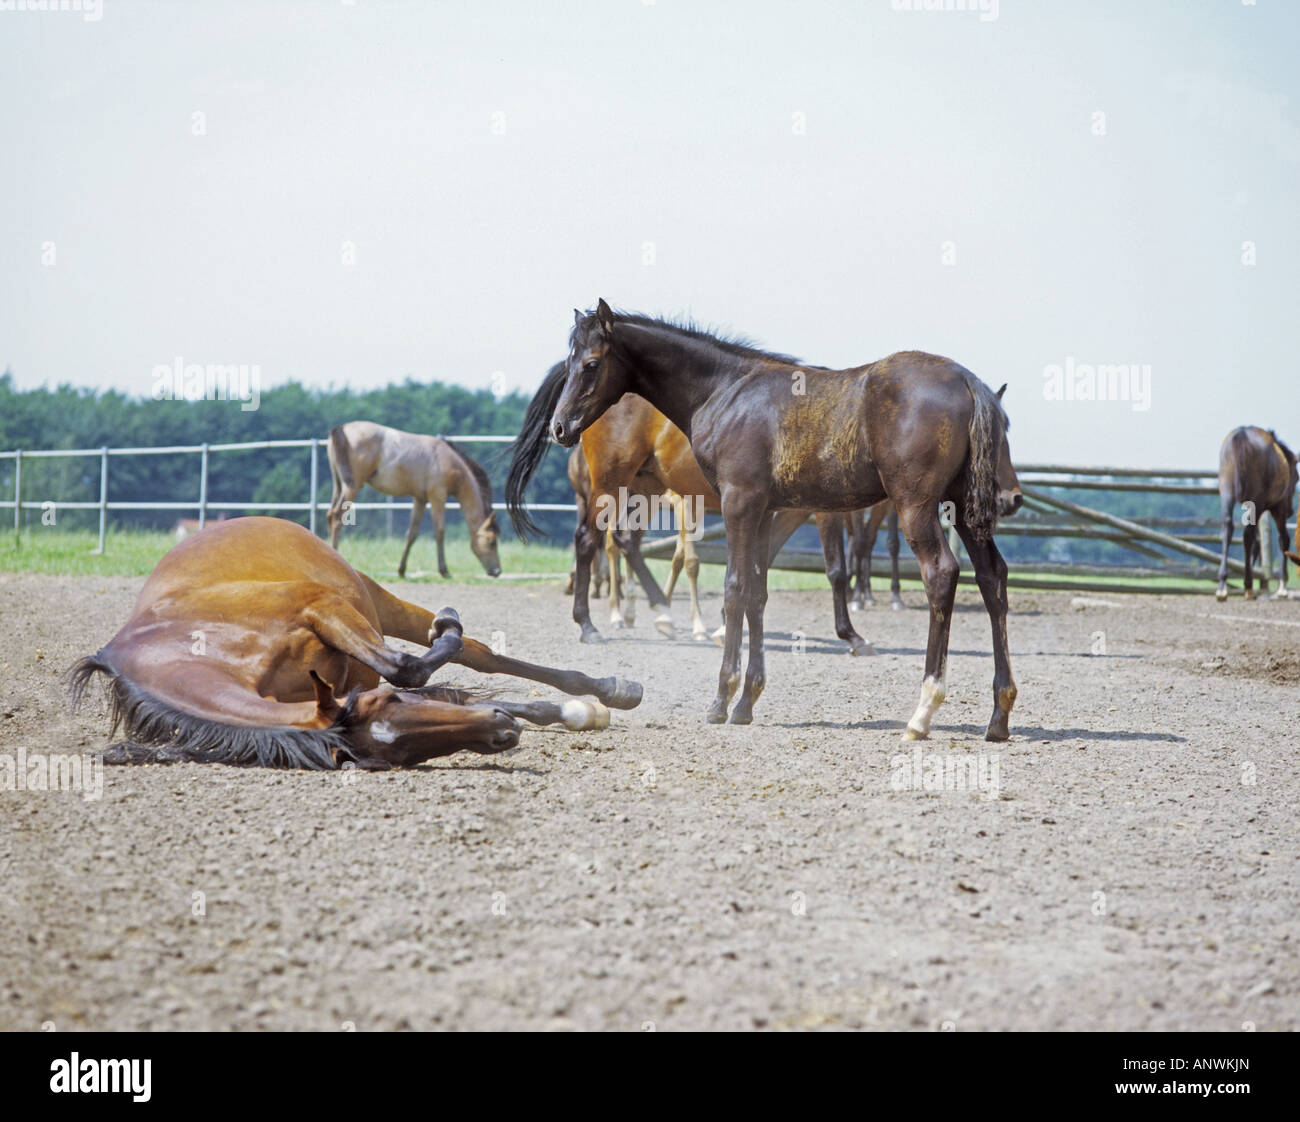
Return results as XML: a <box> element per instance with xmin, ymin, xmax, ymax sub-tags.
<box><xmin>1</xmin><ymin>569</ymin><xmax>1297</xmax><ymax>1032</ymax></box>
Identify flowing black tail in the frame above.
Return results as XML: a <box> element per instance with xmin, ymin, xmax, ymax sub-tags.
<box><xmin>506</xmin><ymin>361</ymin><xmax>569</xmax><ymax>540</ymax></box>
<box><xmin>964</xmin><ymin>374</ymin><xmax>1009</xmax><ymax>544</ymax></box>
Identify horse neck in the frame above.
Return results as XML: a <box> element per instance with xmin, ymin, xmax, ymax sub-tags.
<box><xmin>617</xmin><ymin>323</ymin><xmax>731</xmax><ymax>439</ymax></box>
<box><xmin>442</xmin><ymin>443</ymin><xmax>488</xmax><ymax>524</ymax></box>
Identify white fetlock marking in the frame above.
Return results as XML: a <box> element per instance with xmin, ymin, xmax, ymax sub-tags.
<box><xmin>560</xmin><ymin>699</ymin><xmax>594</xmax><ymax>731</ymax></box>
<box><xmin>905</xmin><ymin>673</ymin><xmax>947</xmax><ymax>738</ymax></box>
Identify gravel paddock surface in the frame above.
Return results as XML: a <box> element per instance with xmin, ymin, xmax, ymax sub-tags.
<box><xmin>1</xmin><ymin>571</ymin><xmax>1297</xmax><ymax>1031</ymax></box>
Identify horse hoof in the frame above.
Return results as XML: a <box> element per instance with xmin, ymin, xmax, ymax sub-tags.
<box><xmin>433</xmin><ymin>607</ymin><xmax>462</xmax><ymax>639</ymax></box>
<box><xmin>729</xmin><ymin>710</ymin><xmax>753</xmax><ymax>725</ymax></box>
<box><xmin>1273</xmin><ymin>588</ymin><xmax>1290</xmax><ymax>601</ymax></box>
<box><xmin>848</xmin><ymin>640</ymin><xmax>876</xmax><ymax>657</ymax></box>
<box><xmin>693</xmin><ymin>630</ymin><xmax>711</xmax><ymax>643</ymax></box>
<box><xmin>705</xmin><ymin>708</ymin><xmax>728</xmax><ymax>724</ymax></box>
<box><xmin>1244</xmin><ymin>589</ymin><xmax>1256</xmax><ymax>601</ymax></box>
<box><xmin>1215</xmin><ymin>587</ymin><xmax>1228</xmax><ymax>602</ymax></box>
<box><xmin>580</xmin><ymin>630</ymin><xmax>606</xmax><ymax>645</ymax></box>
<box><xmin>711</xmin><ymin>627</ymin><xmax>726</xmax><ymax>648</ymax></box>
<box><xmin>602</xmin><ymin>677</ymin><xmax>643</xmax><ymax>709</ymax></box>
<box><xmin>985</xmin><ymin>726</ymin><xmax>1010</xmax><ymax>743</ymax></box>
<box><xmin>655</xmin><ymin>616</ymin><xmax>675</xmax><ymax>639</ymax></box>
<box><xmin>561</xmin><ymin>699</ymin><xmax>610</xmax><ymax>731</ymax></box>
<box><xmin>891</xmin><ymin>600</ymin><xmax>904</xmax><ymax>612</ymax></box>
<box><xmin>901</xmin><ymin>725</ymin><xmax>927</xmax><ymax>742</ymax></box>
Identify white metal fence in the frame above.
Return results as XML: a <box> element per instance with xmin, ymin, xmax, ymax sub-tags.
<box><xmin>0</xmin><ymin>436</ymin><xmax>577</xmax><ymax>553</ymax></box>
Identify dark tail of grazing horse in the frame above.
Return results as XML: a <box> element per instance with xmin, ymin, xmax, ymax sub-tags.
<box><xmin>963</xmin><ymin>373</ymin><xmax>1008</xmax><ymax>543</ymax></box>
<box><xmin>506</xmin><ymin>361</ymin><xmax>570</xmax><ymax>540</ymax></box>
<box><xmin>328</xmin><ymin>425</ymin><xmax>356</xmax><ymax>493</ymax></box>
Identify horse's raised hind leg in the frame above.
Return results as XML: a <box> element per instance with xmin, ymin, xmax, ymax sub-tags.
<box><xmin>899</xmin><ymin>505</ymin><xmax>959</xmax><ymax>740</ymax></box>
<box><xmin>1216</xmin><ymin>495</ymin><xmax>1234</xmax><ymax>601</ymax></box>
<box><xmin>353</xmin><ymin>573</ymin><xmax>643</xmax><ymax>708</ymax></box>
<box><xmin>887</xmin><ymin>507</ymin><xmax>904</xmax><ymax>610</ymax></box>
<box><xmin>397</xmin><ymin>497</ymin><xmax>426</xmax><ymax>579</ymax></box>
<box><xmin>816</xmin><ymin>513</ymin><xmax>872</xmax><ymax>656</ymax></box>
<box><xmin>957</xmin><ymin>525</ymin><xmax>1016</xmax><ymax>741</ymax></box>
<box><xmin>730</xmin><ymin>505</ymin><xmax>773</xmax><ymax>724</ymax></box>
<box><xmin>431</xmin><ymin>500</ymin><xmax>450</xmax><ymax>579</ymax></box>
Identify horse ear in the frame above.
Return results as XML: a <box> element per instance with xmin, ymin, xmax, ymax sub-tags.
<box><xmin>309</xmin><ymin>671</ymin><xmax>342</xmax><ymax>721</ymax></box>
<box><xmin>480</xmin><ymin>512</ymin><xmax>499</xmax><ymax>533</ymax></box>
<box><xmin>995</xmin><ymin>383</ymin><xmax>1007</xmax><ymax>400</ymax></box>
<box><xmin>596</xmin><ymin>298</ymin><xmax>615</xmax><ymax>337</ymax></box>
<box><xmin>574</xmin><ymin>308</ymin><xmax>583</xmax><ymax>328</ymax></box>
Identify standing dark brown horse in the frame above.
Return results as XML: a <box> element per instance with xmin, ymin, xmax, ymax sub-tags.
<box><xmin>71</xmin><ymin>517</ymin><xmax>641</xmax><ymax>769</ymax></box>
<box><xmin>526</xmin><ymin>301</ymin><xmax>1016</xmax><ymax>740</ymax></box>
<box><xmin>1215</xmin><ymin>426</ymin><xmax>1298</xmax><ymax>601</ymax></box>
<box><xmin>509</xmin><ymin>367</ymin><xmax>873</xmax><ymax>654</ymax></box>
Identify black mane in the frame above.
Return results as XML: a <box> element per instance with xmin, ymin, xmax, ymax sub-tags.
<box><xmin>69</xmin><ymin>655</ymin><xmax>358</xmax><ymax>770</ymax></box>
<box><xmin>578</xmin><ymin>308</ymin><xmax>805</xmax><ymax>367</ymax></box>
<box><xmin>442</xmin><ymin>439</ymin><xmax>495</xmax><ymax>514</ymax></box>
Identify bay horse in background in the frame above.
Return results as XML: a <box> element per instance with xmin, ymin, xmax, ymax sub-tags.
<box><xmin>71</xmin><ymin>518</ymin><xmax>641</xmax><ymax>770</ymax></box>
<box><xmin>327</xmin><ymin>421</ymin><xmax>502</xmax><ymax>579</ymax></box>
<box><xmin>510</xmin><ymin>366</ymin><xmax>875</xmax><ymax>654</ymax></box>
<box><xmin>1216</xmin><ymin>425</ymin><xmax>1298</xmax><ymax>601</ymax></box>
<box><xmin>543</xmin><ymin>301</ymin><xmax>1018</xmax><ymax>741</ymax></box>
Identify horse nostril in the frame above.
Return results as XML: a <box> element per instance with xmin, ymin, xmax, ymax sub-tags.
<box><xmin>552</xmin><ymin>420</ymin><xmax>565</xmax><ymax>442</ymax></box>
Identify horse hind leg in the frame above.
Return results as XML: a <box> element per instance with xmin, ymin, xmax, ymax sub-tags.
<box><xmin>397</xmin><ymin>497</ymin><xmax>426</xmax><ymax>579</ymax></box>
<box><xmin>958</xmin><ymin>523</ymin><xmax>1016</xmax><ymax>741</ymax></box>
<box><xmin>1216</xmin><ymin>494</ymin><xmax>1234</xmax><ymax>601</ymax></box>
<box><xmin>887</xmin><ymin>507</ymin><xmax>904</xmax><ymax>610</ymax></box>
<box><xmin>899</xmin><ymin>504</ymin><xmax>959</xmax><ymax>741</ymax></box>
<box><xmin>1271</xmin><ymin>504</ymin><xmax>1293</xmax><ymax>598</ymax></box>
<box><xmin>817</xmin><ymin>513</ymin><xmax>872</xmax><ymax>656</ymax></box>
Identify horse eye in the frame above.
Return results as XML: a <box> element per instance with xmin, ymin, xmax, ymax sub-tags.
<box><xmin>583</xmin><ymin>358</ymin><xmax>600</xmax><ymax>371</ymax></box>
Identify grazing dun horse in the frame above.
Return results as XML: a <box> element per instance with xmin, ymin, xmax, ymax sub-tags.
<box><xmin>71</xmin><ymin>518</ymin><xmax>642</xmax><ymax>769</ymax></box>
<box><xmin>327</xmin><ymin>421</ymin><xmax>502</xmax><ymax>579</ymax></box>
<box><xmin>537</xmin><ymin>301</ymin><xmax>1017</xmax><ymax>740</ymax></box>
<box><xmin>1216</xmin><ymin>426</ymin><xmax>1298</xmax><ymax>601</ymax></box>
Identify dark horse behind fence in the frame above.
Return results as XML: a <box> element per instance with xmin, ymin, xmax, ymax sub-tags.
<box><xmin>71</xmin><ymin>517</ymin><xmax>641</xmax><ymax>769</ymax></box>
<box><xmin>511</xmin><ymin>300</ymin><xmax>1016</xmax><ymax>741</ymax></box>
<box><xmin>1216</xmin><ymin>425</ymin><xmax>1298</xmax><ymax>601</ymax></box>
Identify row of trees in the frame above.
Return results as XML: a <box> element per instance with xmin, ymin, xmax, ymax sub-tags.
<box><xmin>1</xmin><ymin>369</ymin><xmax>1228</xmax><ymax>566</ymax></box>
<box><xmin>0</xmin><ymin>371</ymin><xmax>577</xmax><ymax>542</ymax></box>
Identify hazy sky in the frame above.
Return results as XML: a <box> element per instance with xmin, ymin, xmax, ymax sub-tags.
<box><xmin>2</xmin><ymin>0</ymin><xmax>1297</xmax><ymax>468</ymax></box>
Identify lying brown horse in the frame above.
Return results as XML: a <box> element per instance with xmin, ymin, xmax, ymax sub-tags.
<box><xmin>327</xmin><ymin>421</ymin><xmax>502</xmax><ymax>579</ymax></box>
<box><xmin>71</xmin><ymin>517</ymin><xmax>641</xmax><ymax>769</ymax></box>
<box><xmin>1216</xmin><ymin>426</ymin><xmax>1298</xmax><ymax>601</ymax></box>
<box><xmin>510</xmin><ymin>366</ymin><xmax>874</xmax><ymax>654</ymax></box>
<box><xmin>536</xmin><ymin>302</ymin><xmax>1017</xmax><ymax>740</ymax></box>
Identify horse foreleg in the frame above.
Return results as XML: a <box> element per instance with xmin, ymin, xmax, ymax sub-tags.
<box><xmin>730</xmin><ymin>503</ymin><xmax>773</xmax><ymax>725</ymax></box>
<box><xmin>899</xmin><ymin>504</ymin><xmax>959</xmax><ymax>740</ymax></box>
<box><xmin>572</xmin><ymin>511</ymin><xmax>603</xmax><ymax>643</ymax></box>
<box><xmin>1243</xmin><ymin>521</ymin><xmax>1259</xmax><ymax>601</ymax></box>
<box><xmin>616</xmin><ymin>525</ymin><xmax>668</xmax><ymax>635</ymax></box>
<box><xmin>397</xmin><ymin>497</ymin><xmax>426</xmax><ymax>579</ymax></box>
<box><xmin>816</xmin><ymin>513</ymin><xmax>872</xmax><ymax>656</ymax></box>
<box><xmin>1270</xmin><ymin>503</ymin><xmax>1292</xmax><ymax>599</ymax></box>
<box><xmin>887</xmin><ymin>506</ymin><xmax>903</xmax><ymax>610</ymax></box>
<box><xmin>1216</xmin><ymin>495</ymin><xmax>1234</xmax><ymax>601</ymax></box>
<box><xmin>328</xmin><ymin>483</ymin><xmax>356</xmax><ymax>550</ymax></box>
<box><xmin>708</xmin><ymin>494</ymin><xmax>764</xmax><ymax>724</ymax></box>
<box><xmin>431</xmin><ymin>500</ymin><xmax>450</xmax><ymax>579</ymax></box>
<box><xmin>958</xmin><ymin>525</ymin><xmax>1016</xmax><ymax>741</ymax></box>
<box><xmin>606</xmin><ymin>527</ymin><xmax>628</xmax><ymax>629</ymax></box>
